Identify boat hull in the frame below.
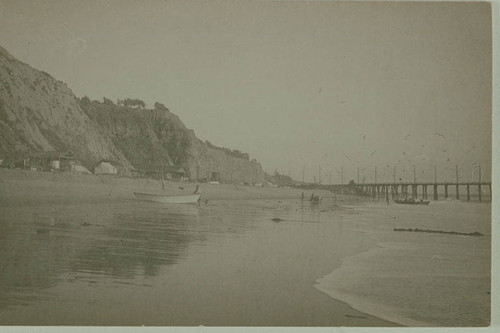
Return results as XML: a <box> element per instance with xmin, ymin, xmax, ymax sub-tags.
<box><xmin>134</xmin><ymin>192</ymin><xmax>201</xmax><ymax>204</ymax></box>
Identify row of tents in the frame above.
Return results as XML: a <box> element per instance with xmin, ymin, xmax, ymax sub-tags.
<box><xmin>0</xmin><ymin>155</ymin><xmax>118</xmax><ymax>175</ymax></box>
<box><xmin>0</xmin><ymin>151</ymin><xmax>190</xmax><ymax>180</ymax></box>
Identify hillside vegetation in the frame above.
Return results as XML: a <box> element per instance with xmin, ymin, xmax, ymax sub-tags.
<box><xmin>0</xmin><ymin>45</ymin><xmax>265</xmax><ymax>184</ymax></box>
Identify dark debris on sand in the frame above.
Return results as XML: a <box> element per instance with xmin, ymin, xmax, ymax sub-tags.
<box><xmin>394</xmin><ymin>228</ymin><xmax>483</xmax><ymax>237</ymax></box>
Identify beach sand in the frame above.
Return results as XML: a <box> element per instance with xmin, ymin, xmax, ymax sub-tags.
<box><xmin>0</xmin><ymin>169</ymin><xmax>329</xmax><ymax>206</ymax></box>
<box><xmin>0</xmin><ymin>168</ymin><xmax>399</xmax><ymax>326</ymax></box>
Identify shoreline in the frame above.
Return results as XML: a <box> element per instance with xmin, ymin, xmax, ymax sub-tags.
<box><xmin>0</xmin><ymin>168</ymin><xmax>398</xmax><ymax>327</ymax></box>
<box><xmin>314</xmin><ymin>247</ymin><xmax>427</xmax><ymax>327</ymax></box>
<box><xmin>0</xmin><ymin>169</ymin><xmax>331</xmax><ymax>206</ymax></box>
<box><xmin>1</xmin><ymin>180</ymin><xmax>488</xmax><ymax>328</ymax></box>
<box><xmin>0</xmin><ymin>168</ymin><xmax>401</xmax><ymax>326</ymax></box>
<box><xmin>314</xmin><ymin>201</ymin><xmax>491</xmax><ymax>327</ymax></box>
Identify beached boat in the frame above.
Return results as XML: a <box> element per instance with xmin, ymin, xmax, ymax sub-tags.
<box><xmin>394</xmin><ymin>199</ymin><xmax>430</xmax><ymax>205</ymax></box>
<box><xmin>133</xmin><ymin>192</ymin><xmax>201</xmax><ymax>204</ymax></box>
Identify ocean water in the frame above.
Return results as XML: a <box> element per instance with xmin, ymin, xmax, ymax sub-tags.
<box><xmin>0</xmin><ymin>196</ymin><xmax>490</xmax><ymax>326</ymax></box>
<box><xmin>315</xmin><ymin>199</ymin><xmax>491</xmax><ymax>326</ymax></box>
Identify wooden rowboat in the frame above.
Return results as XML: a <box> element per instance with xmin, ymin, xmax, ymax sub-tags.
<box><xmin>134</xmin><ymin>192</ymin><xmax>201</xmax><ymax>204</ymax></box>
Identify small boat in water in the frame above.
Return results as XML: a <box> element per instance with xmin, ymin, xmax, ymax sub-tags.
<box><xmin>133</xmin><ymin>192</ymin><xmax>201</xmax><ymax>204</ymax></box>
<box><xmin>394</xmin><ymin>198</ymin><xmax>430</xmax><ymax>205</ymax></box>
<box><xmin>134</xmin><ymin>184</ymin><xmax>201</xmax><ymax>204</ymax></box>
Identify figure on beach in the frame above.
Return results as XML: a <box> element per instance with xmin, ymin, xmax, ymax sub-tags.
<box><xmin>193</xmin><ymin>185</ymin><xmax>201</xmax><ymax>194</ymax></box>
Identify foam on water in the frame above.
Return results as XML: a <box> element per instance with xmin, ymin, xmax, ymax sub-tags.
<box><xmin>314</xmin><ymin>200</ymin><xmax>491</xmax><ymax>327</ymax></box>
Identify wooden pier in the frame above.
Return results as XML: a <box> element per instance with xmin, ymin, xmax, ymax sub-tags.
<box><xmin>325</xmin><ymin>181</ymin><xmax>492</xmax><ymax>201</ymax></box>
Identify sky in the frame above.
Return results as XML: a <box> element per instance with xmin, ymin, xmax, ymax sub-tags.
<box><xmin>0</xmin><ymin>0</ymin><xmax>492</xmax><ymax>183</ymax></box>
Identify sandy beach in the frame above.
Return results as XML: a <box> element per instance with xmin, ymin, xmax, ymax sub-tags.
<box><xmin>0</xmin><ymin>168</ymin><xmax>490</xmax><ymax>326</ymax></box>
<box><xmin>0</xmin><ymin>168</ymin><xmax>400</xmax><ymax>326</ymax></box>
<box><xmin>0</xmin><ymin>169</ymin><xmax>330</xmax><ymax>206</ymax></box>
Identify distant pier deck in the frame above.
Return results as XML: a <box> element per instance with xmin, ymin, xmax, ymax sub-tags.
<box><xmin>322</xmin><ymin>182</ymin><xmax>492</xmax><ymax>201</ymax></box>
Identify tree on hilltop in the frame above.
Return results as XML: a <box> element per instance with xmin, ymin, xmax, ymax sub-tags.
<box><xmin>154</xmin><ymin>102</ymin><xmax>169</xmax><ymax>112</ymax></box>
<box><xmin>80</xmin><ymin>96</ymin><xmax>91</xmax><ymax>104</ymax></box>
<box><xmin>103</xmin><ymin>97</ymin><xmax>115</xmax><ymax>106</ymax></box>
<box><xmin>117</xmin><ymin>98</ymin><xmax>146</xmax><ymax>109</ymax></box>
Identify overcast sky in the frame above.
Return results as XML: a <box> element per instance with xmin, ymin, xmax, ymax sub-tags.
<box><xmin>0</xmin><ymin>0</ymin><xmax>492</xmax><ymax>183</ymax></box>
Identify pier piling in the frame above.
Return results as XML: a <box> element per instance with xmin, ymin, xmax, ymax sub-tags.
<box><xmin>331</xmin><ymin>176</ymin><xmax>489</xmax><ymax>202</ymax></box>
<box><xmin>478</xmin><ymin>165</ymin><xmax>482</xmax><ymax>201</ymax></box>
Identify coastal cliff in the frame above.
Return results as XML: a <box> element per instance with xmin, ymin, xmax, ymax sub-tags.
<box><xmin>0</xmin><ymin>46</ymin><xmax>131</xmax><ymax>169</ymax></box>
<box><xmin>0</xmin><ymin>45</ymin><xmax>265</xmax><ymax>184</ymax></box>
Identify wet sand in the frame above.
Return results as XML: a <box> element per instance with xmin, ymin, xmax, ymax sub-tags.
<box><xmin>0</xmin><ymin>169</ymin><xmax>490</xmax><ymax>326</ymax></box>
<box><xmin>315</xmin><ymin>200</ymin><xmax>491</xmax><ymax>326</ymax></box>
<box><xmin>0</xmin><ymin>169</ymin><xmax>398</xmax><ymax>326</ymax></box>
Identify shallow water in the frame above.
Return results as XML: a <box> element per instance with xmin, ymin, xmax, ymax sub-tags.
<box><xmin>0</xmin><ymin>197</ymin><xmax>395</xmax><ymax>326</ymax></box>
<box><xmin>315</xmin><ymin>199</ymin><xmax>491</xmax><ymax>326</ymax></box>
<box><xmin>0</xmin><ymin>196</ymin><xmax>490</xmax><ymax>326</ymax></box>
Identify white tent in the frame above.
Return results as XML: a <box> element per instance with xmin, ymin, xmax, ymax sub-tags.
<box><xmin>94</xmin><ymin>161</ymin><xmax>118</xmax><ymax>175</ymax></box>
<box><xmin>72</xmin><ymin>164</ymin><xmax>91</xmax><ymax>174</ymax></box>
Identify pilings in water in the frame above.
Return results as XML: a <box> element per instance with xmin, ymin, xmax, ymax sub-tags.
<box><xmin>351</xmin><ymin>181</ymin><xmax>489</xmax><ymax>202</ymax></box>
<box><xmin>413</xmin><ymin>184</ymin><xmax>418</xmax><ymax>198</ymax></box>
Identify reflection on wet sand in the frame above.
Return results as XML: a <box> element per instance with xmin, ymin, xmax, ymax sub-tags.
<box><xmin>0</xmin><ymin>202</ymin><xmax>205</xmax><ymax>309</ymax></box>
<box><xmin>70</xmin><ymin>204</ymin><xmax>203</xmax><ymax>279</ymax></box>
<box><xmin>0</xmin><ymin>197</ymin><xmax>408</xmax><ymax>326</ymax></box>
<box><xmin>0</xmin><ymin>198</ymin><xmax>271</xmax><ymax>314</ymax></box>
